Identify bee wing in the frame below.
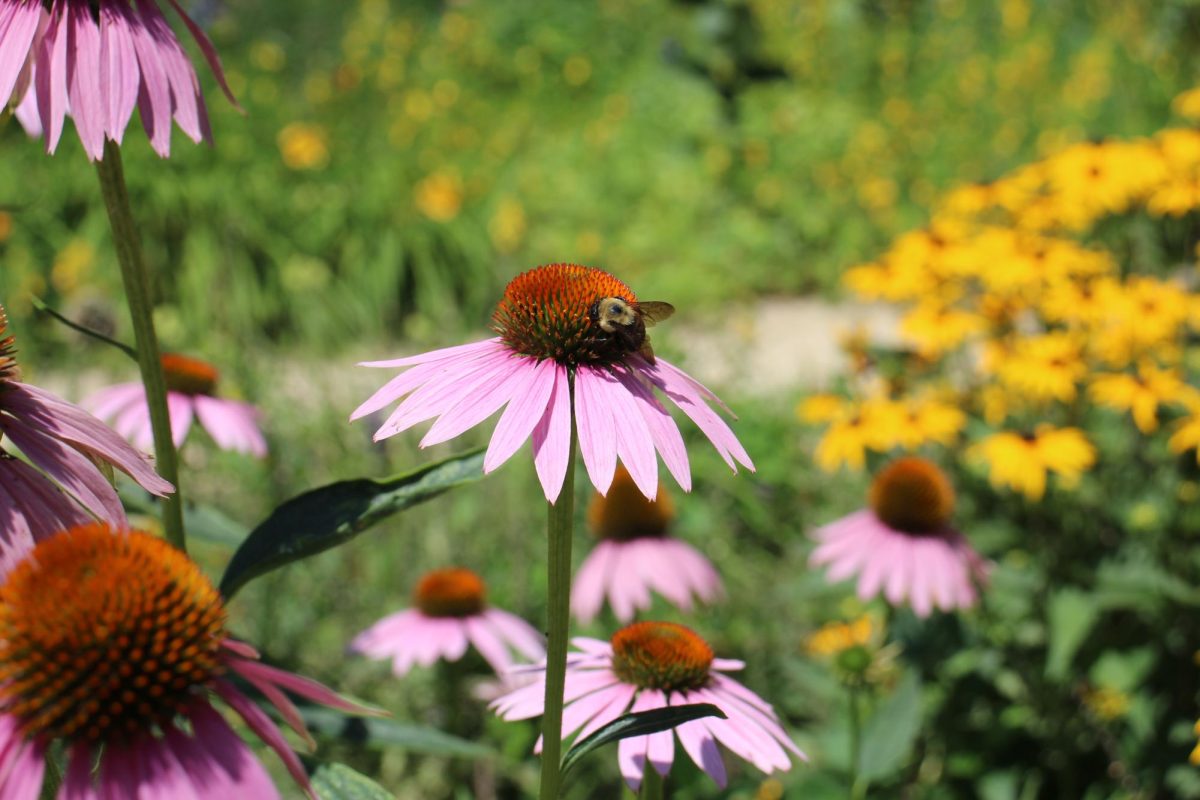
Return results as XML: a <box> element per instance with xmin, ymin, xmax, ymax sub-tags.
<box><xmin>636</xmin><ymin>301</ymin><xmax>675</xmax><ymax>327</ymax></box>
<box><xmin>637</xmin><ymin>339</ymin><xmax>657</xmax><ymax>365</ymax></box>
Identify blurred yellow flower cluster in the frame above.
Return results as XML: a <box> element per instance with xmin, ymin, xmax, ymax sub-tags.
<box><xmin>803</xmin><ymin>88</ymin><xmax>1200</xmax><ymax>500</ymax></box>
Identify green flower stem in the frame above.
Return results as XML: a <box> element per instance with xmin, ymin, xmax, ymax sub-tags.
<box><xmin>848</xmin><ymin>685</ymin><xmax>867</xmax><ymax>800</ymax></box>
<box><xmin>95</xmin><ymin>139</ymin><xmax>185</xmax><ymax>551</ymax></box>
<box><xmin>539</xmin><ymin>382</ymin><xmax>578</xmax><ymax>800</ymax></box>
<box><xmin>639</xmin><ymin>764</ymin><xmax>665</xmax><ymax>800</ymax></box>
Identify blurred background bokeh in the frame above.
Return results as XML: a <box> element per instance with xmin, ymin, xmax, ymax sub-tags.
<box><xmin>5</xmin><ymin>1</ymin><xmax>1200</xmax><ymax>798</ymax></box>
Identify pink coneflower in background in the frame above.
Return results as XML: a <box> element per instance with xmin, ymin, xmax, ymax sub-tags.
<box><xmin>573</xmin><ymin>465</ymin><xmax>722</xmax><ymax>623</ymax></box>
<box><xmin>0</xmin><ymin>307</ymin><xmax>172</xmax><ymax>565</ymax></box>
<box><xmin>492</xmin><ymin>621</ymin><xmax>804</xmax><ymax>791</ymax></box>
<box><xmin>350</xmin><ymin>567</ymin><xmax>545</xmax><ymax>676</ymax></box>
<box><xmin>809</xmin><ymin>456</ymin><xmax>990</xmax><ymax>617</ymax></box>
<box><xmin>86</xmin><ymin>353</ymin><xmax>268</xmax><ymax>457</ymax></box>
<box><xmin>352</xmin><ymin>264</ymin><xmax>753</xmax><ymax>502</ymax></box>
<box><xmin>0</xmin><ymin>524</ymin><xmax>375</xmax><ymax>799</ymax></box>
<box><xmin>0</xmin><ymin>0</ymin><xmax>238</xmax><ymax>160</ymax></box>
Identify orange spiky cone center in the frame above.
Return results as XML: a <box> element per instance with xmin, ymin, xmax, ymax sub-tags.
<box><xmin>868</xmin><ymin>457</ymin><xmax>955</xmax><ymax>535</ymax></box>
<box><xmin>0</xmin><ymin>525</ymin><xmax>227</xmax><ymax>743</ymax></box>
<box><xmin>492</xmin><ymin>264</ymin><xmax>640</xmax><ymax>365</ymax></box>
<box><xmin>161</xmin><ymin>353</ymin><xmax>219</xmax><ymax>396</ymax></box>
<box><xmin>414</xmin><ymin>568</ymin><xmax>486</xmax><ymax>618</ymax></box>
<box><xmin>611</xmin><ymin>621</ymin><xmax>714</xmax><ymax>693</ymax></box>
<box><xmin>588</xmin><ymin>466</ymin><xmax>674</xmax><ymax>542</ymax></box>
<box><xmin>0</xmin><ymin>305</ymin><xmax>19</xmax><ymax>384</ymax></box>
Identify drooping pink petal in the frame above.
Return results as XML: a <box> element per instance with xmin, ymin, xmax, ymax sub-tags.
<box><xmin>226</xmin><ymin>654</ymin><xmax>376</xmax><ymax>717</ymax></box>
<box><xmin>7</xmin><ymin>383</ymin><xmax>173</xmax><ymax>495</ymax></box>
<box><xmin>59</xmin><ymin>741</ymin><xmax>96</xmax><ymax>800</ymax></box>
<box><xmin>134</xmin><ymin>0</ymin><xmax>204</xmax><ymax>144</ymax></box>
<box><xmin>0</xmin><ymin>733</ymin><xmax>43</xmax><ymax>800</ymax></box>
<box><xmin>66</xmin><ymin>1</ymin><xmax>104</xmax><ymax>160</ymax></box>
<box><xmin>484</xmin><ymin>357</ymin><xmax>555</xmax><ymax>473</ymax></box>
<box><xmin>194</xmin><ymin>395</ymin><xmax>268</xmax><ymax>456</ymax></box>
<box><xmin>574</xmin><ymin>367</ymin><xmax>618</xmax><ymax>495</ymax></box>
<box><xmin>167</xmin><ymin>392</ymin><xmax>195</xmax><ymax>447</ymax></box>
<box><xmin>464</xmin><ymin>615</ymin><xmax>514</xmax><ymax>673</ymax></box>
<box><xmin>174</xmin><ymin>707</ymin><xmax>282</xmax><ymax>799</ymax></box>
<box><xmin>0</xmin><ymin>2</ymin><xmax>42</xmax><ymax>107</ymax></box>
<box><xmin>571</xmin><ymin>540</ymin><xmax>615</xmax><ymax>624</ymax></box>
<box><xmin>374</xmin><ymin>351</ymin><xmax>511</xmax><ymax>441</ymax></box>
<box><xmin>421</xmin><ymin>353</ymin><xmax>530</xmax><ymax>447</ymax></box>
<box><xmin>612</xmin><ymin>363</ymin><xmax>691</xmax><ymax>491</ymax></box>
<box><xmin>590</xmin><ymin>367</ymin><xmax>658</xmax><ymax>500</ymax></box>
<box><xmin>34</xmin><ymin>1</ymin><xmax>68</xmax><ymax>155</ymax></box>
<box><xmin>481</xmin><ymin>608</ymin><xmax>546</xmax><ymax>662</ymax></box>
<box><xmin>357</xmin><ymin>337</ymin><xmax>502</xmax><ymax>369</ymax></box>
<box><xmin>84</xmin><ymin>382</ymin><xmax>144</xmax><ymax>421</ymax></box>
<box><xmin>675</xmin><ymin>714</ymin><xmax>727</xmax><ymax>788</ymax></box>
<box><xmin>98</xmin><ymin>1</ymin><xmax>140</xmax><ymax>143</ymax></box>
<box><xmin>531</xmin><ymin>363</ymin><xmax>572</xmax><ymax>502</ymax></box>
<box><xmin>212</xmin><ymin>680</ymin><xmax>313</xmax><ymax>798</ymax></box>
<box><xmin>164</xmin><ymin>0</ymin><xmax>239</xmax><ymax>108</ymax></box>
<box><xmin>127</xmin><ymin>0</ymin><xmax>172</xmax><ymax>156</ymax></box>
<box><xmin>1</xmin><ymin>422</ymin><xmax>124</xmax><ymax>524</ymax></box>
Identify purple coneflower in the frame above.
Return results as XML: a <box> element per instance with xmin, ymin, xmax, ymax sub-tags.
<box><xmin>0</xmin><ymin>307</ymin><xmax>172</xmax><ymax>563</ymax></box>
<box><xmin>352</xmin><ymin>264</ymin><xmax>753</xmax><ymax>502</ymax></box>
<box><xmin>350</xmin><ymin>567</ymin><xmax>545</xmax><ymax>676</ymax></box>
<box><xmin>86</xmin><ymin>353</ymin><xmax>268</xmax><ymax>457</ymax></box>
<box><xmin>0</xmin><ymin>0</ymin><xmax>237</xmax><ymax>159</ymax></box>
<box><xmin>573</xmin><ymin>465</ymin><xmax>722</xmax><ymax>624</ymax></box>
<box><xmin>0</xmin><ymin>523</ymin><xmax>373</xmax><ymax>799</ymax></box>
<box><xmin>492</xmin><ymin>621</ymin><xmax>804</xmax><ymax>790</ymax></box>
<box><xmin>810</xmin><ymin>456</ymin><xmax>990</xmax><ymax>617</ymax></box>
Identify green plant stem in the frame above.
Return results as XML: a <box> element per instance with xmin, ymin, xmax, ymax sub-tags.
<box><xmin>639</xmin><ymin>764</ymin><xmax>665</xmax><ymax>800</ymax></box>
<box><xmin>95</xmin><ymin>139</ymin><xmax>185</xmax><ymax>551</ymax></box>
<box><xmin>538</xmin><ymin>388</ymin><xmax>578</xmax><ymax>800</ymax></box>
<box><xmin>848</xmin><ymin>685</ymin><xmax>867</xmax><ymax>800</ymax></box>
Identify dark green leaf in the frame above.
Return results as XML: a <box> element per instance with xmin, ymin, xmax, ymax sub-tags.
<box><xmin>858</xmin><ymin>671</ymin><xmax>922</xmax><ymax>780</ymax></box>
<box><xmin>219</xmin><ymin>449</ymin><xmax>485</xmax><ymax>597</ymax></box>
<box><xmin>300</xmin><ymin>706</ymin><xmax>492</xmax><ymax>758</ymax></box>
<box><xmin>560</xmin><ymin>703</ymin><xmax>726</xmax><ymax>778</ymax></box>
<box><xmin>311</xmin><ymin>762</ymin><xmax>395</xmax><ymax>800</ymax></box>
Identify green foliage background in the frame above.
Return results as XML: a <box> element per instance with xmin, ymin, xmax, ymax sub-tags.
<box><xmin>3</xmin><ymin>0</ymin><xmax>1200</xmax><ymax>798</ymax></box>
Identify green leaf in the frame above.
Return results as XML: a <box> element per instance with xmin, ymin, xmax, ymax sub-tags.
<box><xmin>560</xmin><ymin>703</ymin><xmax>726</xmax><ymax>778</ymax></box>
<box><xmin>219</xmin><ymin>449</ymin><xmax>485</xmax><ymax>597</ymax></box>
<box><xmin>858</xmin><ymin>671</ymin><xmax>922</xmax><ymax>780</ymax></box>
<box><xmin>1045</xmin><ymin>588</ymin><xmax>1099</xmax><ymax>681</ymax></box>
<box><xmin>311</xmin><ymin>762</ymin><xmax>395</xmax><ymax>800</ymax></box>
<box><xmin>300</xmin><ymin>706</ymin><xmax>492</xmax><ymax>758</ymax></box>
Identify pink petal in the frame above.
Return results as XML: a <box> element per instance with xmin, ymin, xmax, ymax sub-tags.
<box><xmin>0</xmin><ymin>1</ymin><xmax>42</xmax><ymax>107</ymax></box>
<box><xmin>571</xmin><ymin>540</ymin><xmax>615</xmax><ymax>624</ymax></box>
<box><xmin>99</xmin><ymin>1</ymin><xmax>140</xmax><ymax>143</ymax></box>
<box><xmin>590</xmin><ymin>367</ymin><xmax>657</xmax><ymax>500</ymax></box>
<box><xmin>483</xmin><ymin>357</ymin><xmax>554</xmax><ymax>472</ymax></box>
<box><xmin>66</xmin><ymin>1</ymin><xmax>104</xmax><ymax>160</ymax></box>
<box><xmin>175</xmin><ymin>706</ymin><xmax>282</xmax><ymax>799</ymax></box>
<box><xmin>639</xmin><ymin>357</ymin><xmax>754</xmax><ymax>472</ymax></box>
<box><xmin>574</xmin><ymin>367</ymin><xmax>617</xmax><ymax>495</ymax></box>
<box><xmin>134</xmin><ymin>0</ymin><xmax>203</xmax><ymax>143</ymax></box>
<box><xmin>166</xmin><ymin>392</ymin><xmax>194</xmax><ymax>447</ymax></box>
<box><xmin>358</xmin><ymin>338</ymin><xmax>502</xmax><ymax>369</ymax></box>
<box><xmin>213</xmin><ymin>680</ymin><xmax>312</xmax><ymax>797</ymax></box>
<box><xmin>420</xmin><ymin>354</ymin><xmax>529</xmax><ymax>447</ymax></box>
<box><xmin>675</xmin><ymin>715</ymin><xmax>726</xmax><ymax>788</ymax></box>
<box><xmin>531</xmin><ymin>363</ymin><xmax>572</xmax><ymax>502</ymax></box>
<box><xmin>165</xmin><ymin>0</ymin><xmax>238</xmax><ymax>107</ymax></box>
<box><xmin>465</xmin><ymin>615</ymin><xmax>514</xmax><ymax>674</ymax></box>
<box><xmin>482</xmin><ymin>608</ymin><xmax>546</xmax><ymax>662</ymax></box>
<box><xmin>1</xmin><ymin>422</ymin><xmax>124</xmax><ymax>524</ymax></box>
<box><xmin>194</xmin><ymin>395</ymin><xmax>267</xmax><ymax>456</ymax></box>
<box><xmin>34</xmin><ymin>1</ymin><xmax>68</xmax><ymax>155</ymax></box>
<box><xmin>60</xmin><ymin>742</ymin><xmax>96</xmax><ymax>800</ymax></box>
<box><xmin>613</xmin><ymin>364</ymin><xmax>691</xmax><ymax>491</ymax></box>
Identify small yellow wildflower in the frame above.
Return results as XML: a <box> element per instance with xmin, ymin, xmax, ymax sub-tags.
<box><xmin>1082</xmin><ymin>686</ymin><xmax>1129</xmax><ymax>721</ymax></box>
<box><xmin>1172</xmin><ymin>86</ymin><xmax>1200</xmax><ymax>120</ymax></box>
<box><xmin>1090</xmin><ymin>365</ymin><xmax>1197</xmax><ymax>433</ymax></box>
<box><xmin>812</xmin><ymin>398</ymin><xmax>905</xmax><ymax>472</ymax></box>
<box><xmin>797</xmin><ymin>394</ymin><xmax>848</xmax><ymax>425</ymax></box>
<box><xmin>414</xmin><ymin>172</ymin><xmax>464</xmax><ymax>222</ymax></box>
<box><xmin>994</xmin><ymin>332</ymin><xmax>1087</xmax><ymax>404</ymax></box>
<box><xmin>1192</xmin><ymin>719</ymin><xmax>1200</xmax><ymax>765</ymax></box>
<box><xmin>899</xmin><ymin>301</ymin><xmax>986</xmax><ymax>358</ymax></box>
<box><xmin>277</xmin><ymin>122</ymin><xmax>329</xmax><ymax>170</ymax></box>
<box><xmin>805</xmin><ymin>614</ymin><xmax>876</xmax><ymax>657</ymax></box>
<box><xmin>1169</xmin><ymin>412</ymin><xmax>1200</xmax><ymax>463</ymax></box>
<box><xmin>892</xmin><ymin>395</ymin><xmax>967</xmax><ymax>449</ymax></box>
<box><xmin>972</xmin><ymin>426</ymin><xmax>1096</xmax><ymax>500</ymax></box>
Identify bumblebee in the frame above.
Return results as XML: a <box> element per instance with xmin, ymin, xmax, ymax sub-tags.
<box><xmin>589</xmin><ymin>296</ymin><xmax>675</xmax><ymax>364</ymax></box>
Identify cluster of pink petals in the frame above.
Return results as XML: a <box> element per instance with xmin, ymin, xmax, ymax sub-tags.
<box><xmin>492</xmin><ymin>638</ymin><xmax>804</xmax><ymax>791</ymax></box>
<box><xmin>572</xmin><ymin>537</ymin><xmax>723</xmax><ymax>624</ymax></box>
<box><xmin>86</xmin><ymin>382</ymin><xmax>268</xmax><ymax>457</ymax></box>
<box><xmin>0</xmin><ymin>639</ymin><xmax>370</xmax><ymax>799</ymax></box>
<box><xmin>810</xmin><ymin>510</ymin><xmax>991</xmax><ymax>618</ymax></box>
<box><xmin>352</xmin><ymin>339</ymin><xmax>753</xmax><ymax>502</ymax></box>
<box><xmin>350</xmin><ymin>605</ymin><xmax>545</xmax><ymax>677</ymax></box>
<box><xmin>0</xmin><ymin>0</ymin><xmax>237</xmax><ymax>160</ymax></box>
<box><xmin>0</xmin><ymin>381</ymin><xmax>172</xmax><ymax>569</ymax></box>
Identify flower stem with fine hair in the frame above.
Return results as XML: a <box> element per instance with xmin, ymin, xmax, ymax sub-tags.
<box><xmin>640</xmin><ymin>763</ymin><xmax>665</xmax><ymax>799</ymax></box>
<box><xmin>94</xmin><ymin>140</ymin><xmax>185</xmax><ymax>551</ymax></box>
<box><xmin>539</xmin><ymin>382</ymin><xmax>578</xmax><ymax>800</ymax></box>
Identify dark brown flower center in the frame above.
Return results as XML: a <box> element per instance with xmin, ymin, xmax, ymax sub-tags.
<box><xmin>0</xmin><ymin>525</ymin><xmax>226</xmax><ymax>743</ymax></box>
<box><xmin>868</xmin><ymin>457</ymin><xmax>955</xmax><ymax>535</ymax></box>
<box><xmin>611</xmin><ymin>621</ymin><xmax>713</xmax><ymax>693</ymax></box>
<box><xmin>588</xmin><ymin>466</ymin><xmax>674</xmax><ymax>541</ymax></box>
<box><xmin>414</xmin><ymin>568</ymin><xmax>486</xmax><ymax>617</ymax></box>
<box><xmin>491</xmin><ymin>264</ymin><xmax>641</xmax><ymax>365</ymax></box>
<box><xmin>161</xmin><ymin>353</ymin><xmax>219</xmax><ymax>396</ymax></box>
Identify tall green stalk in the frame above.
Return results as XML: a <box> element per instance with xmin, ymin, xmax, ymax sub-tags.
<box><xmin>94</xmin><ymin>140</ymin><xmax>185</xmax><ymax>551</ymax></box>
<box><xmin>848</xmin><ymin>685</ymin><xmax>867</xmax><ymax>800</ymax></box>
<box><xmin>538</xmin><ymin>385</ymin><xmax>578</xmax><ymax>800</ymax></box>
